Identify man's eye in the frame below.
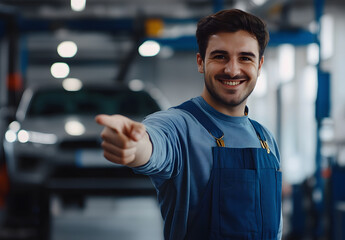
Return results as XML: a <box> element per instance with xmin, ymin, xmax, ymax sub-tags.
<box><xmin>240</xmin><ymin>57</ymin><xmax>251</xmax><ymax>61</ymax></box>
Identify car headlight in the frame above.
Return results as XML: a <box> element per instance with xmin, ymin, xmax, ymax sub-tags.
<box><xmin>5</xmin><ymin>121</ymin><xmax>58</xmax><ymax>145</ymax></box>
<box><xmin>5</xmin><ymin>129</ymin><xmax>17</xmax><ymax>143</ymax></box>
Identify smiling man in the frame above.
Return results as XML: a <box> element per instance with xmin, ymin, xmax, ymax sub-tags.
<box><xmin>96</xmin><ymin>9</ymin><xmax>282</xmax><ymax>240</ymax></box>
<box><xmin>199</xmin><ymin>30</ymin><xmax>263</xmax><ymax>116</ymax></box>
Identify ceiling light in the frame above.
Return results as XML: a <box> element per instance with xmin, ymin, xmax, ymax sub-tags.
<box><xmin>138</xmin><ymin>40</ymin><xmax>161</xmax><ymax>57</ymax></box>
<box><xmin>71</xmin><ymin>0</ymin><xmax>86</xmax><ymax>12</ymax></box>
<box><xmin>129</xmin><ymin>79</ymin><xmax>145</xmax><ymax>91</ymax></box>
<box><xmin>51</xmin><ymin>62</ymin><xmax>70</xmax><ymax>78</ymax></box>
<box><xmin>234</xmin><ymin>2</ymin><xmax>247</xmax><ymax>11</ymax></box>
<box><xmin>57</xmin><ymin>41</ymin><xmax>78</xmax><ymax>58</ymax></box>
<box><xmin>63</xmin><ymin>78</ymin><xmax>83</xmax><ymax>91</ymax></box>
<box><xmin>65</xmin><ymin>120</ymin><xmax>85</xmax><ymax>136</ymax></box>
<box><xmin>252</xmin><ymin>0</ymin><xmax>267</xmax><ymax>6</ymax></box>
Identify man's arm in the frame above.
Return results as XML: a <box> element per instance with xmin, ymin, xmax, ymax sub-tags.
<box><xmin>95</xmin><ymin>114</ymin><xmax>152</xmax><ymax>168</ymax></box>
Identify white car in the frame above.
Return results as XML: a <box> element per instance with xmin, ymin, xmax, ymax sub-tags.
<box><xmin>5</xmin><ymin>84</ymin><xmax>161</xmax><ymax>189</ymax></box>
<box><xmin>3</xmin><ymin>84</ymin><xmax>162</xmax><ymax>239</ymax></box>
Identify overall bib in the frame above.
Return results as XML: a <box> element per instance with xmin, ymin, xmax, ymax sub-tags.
<box><xmin>176</xmin><ymin>101</ymin><xmax>282</xmax><ymax>240</ymax></box>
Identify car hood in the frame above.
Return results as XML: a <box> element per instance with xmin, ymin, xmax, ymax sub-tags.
<box><xmin>18</xmin><ymin>115</ymin><xmax>104</xmax><ymax>139</ymax></box>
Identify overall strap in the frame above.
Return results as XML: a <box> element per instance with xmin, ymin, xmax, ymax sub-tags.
<box><xmin>248</xmin><ymin>119</ymin><xmax>271</xmax><ymax>154</ymax></box>
<box><xmin>175</xmin><ymin>100</ymin><xmax>225</xmax><ymax>147</ymax></box>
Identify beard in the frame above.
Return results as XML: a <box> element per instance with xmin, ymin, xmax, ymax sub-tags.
<box><xmin>204</xmin><ymin>73</ymin><xmax>255</xmax><ymax>108</ymax></box>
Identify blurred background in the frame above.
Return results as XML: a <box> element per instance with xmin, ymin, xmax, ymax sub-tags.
<box><xmin>0</xmin><ymin>0</ymin><xmax>345</xmax><ymax>239</ymax></box>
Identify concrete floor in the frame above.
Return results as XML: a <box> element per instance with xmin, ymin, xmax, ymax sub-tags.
<box><xmin>51</xmin><ymin>196</ymin><xmax>164</xmax><ymax>240</ymax></box>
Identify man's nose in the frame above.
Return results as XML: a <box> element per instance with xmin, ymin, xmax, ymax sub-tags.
<box><xmin>224</xmin><ymin>59</ymin><xmax>241</xmax><ymax>77</ymax></box>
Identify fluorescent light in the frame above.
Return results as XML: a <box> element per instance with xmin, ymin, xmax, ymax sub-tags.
<box><xmin>321</xmin><ymin>14</ymin><xmax>334</xmax><ymax>60</ymax></box>
<box><xmin>253</xmin><ymin>68</ymin><xmax>267</xmax><ymax>97</ymax></box>
<box><xmin>138</xmin><ymin>40</ymin><xmax>160</xmax><ymax>57</ymax></box>
<box><xmin>303</xmin><ymin>66</ymin><xmax>317</xmax><ymax>101</ymax></box>
<box><xmin>278</xmin><ymin>44</ymin><xmax>295</xmax><ymax>83</ymax></box>
<box><xmin>307</xmin><ymin>43</ymin><xmax>319</xmax><ymax>65</ymax></box>
<box><xmin>57</xmin><ymin>41</ymin><xmax>78</xmax><ymax>58</ymax></box>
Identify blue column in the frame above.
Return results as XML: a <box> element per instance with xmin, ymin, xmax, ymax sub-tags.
<box><xmin>313</xmin><ymin>0</ymin><xmax>329</xmax><ymax>238</ymax></box>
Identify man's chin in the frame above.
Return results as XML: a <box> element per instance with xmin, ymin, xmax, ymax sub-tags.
<box><xmin>219</xmin><ymin>97</ymin><xmax>247</xmax><ymax>108</ymax></box>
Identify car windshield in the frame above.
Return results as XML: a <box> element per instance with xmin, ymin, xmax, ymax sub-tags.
<box><xmin>26</xmin><ymin>88</ymin><xmax>160</xmax><ymax>117</ymax></box>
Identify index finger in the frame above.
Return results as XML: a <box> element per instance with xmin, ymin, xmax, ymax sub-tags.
<box><xmin>95</xmin><ymin>114</ymin><xmax>124</xmax><ymax>133</ymax></box>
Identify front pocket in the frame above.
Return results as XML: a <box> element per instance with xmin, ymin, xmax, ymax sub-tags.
<box><xmin>219</xmin><ymin>169</ymin><xmax>258</xmax><ymax>236</ymax></box>
<box><xmin>259</xmin><ymin>169</ymin><xmax>282</xmax><ymax>235</ymax></box>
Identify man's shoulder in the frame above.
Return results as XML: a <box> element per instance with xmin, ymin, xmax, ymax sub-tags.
<box><xmin>143</xmin><ymin>104</ymin><xmax>197</xmax><ymax>131</ymax></box>
<box><xmin>145</xmin><ymin>98</ymin><xmax>200</xmax><ymax>120</ymax></box>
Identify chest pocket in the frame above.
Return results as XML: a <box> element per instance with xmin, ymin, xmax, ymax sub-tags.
<box><xmin>220</xmin><ymin>168</ymin><xmax>257</xmax><ymax>234</ymax></box>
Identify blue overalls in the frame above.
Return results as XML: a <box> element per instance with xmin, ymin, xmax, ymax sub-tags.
<box><xmin>176</xmin><ymin>101</ymin><xmax>282</xmax><ymax>240</ymax></box>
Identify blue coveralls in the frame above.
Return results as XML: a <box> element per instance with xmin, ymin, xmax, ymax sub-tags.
<box><xmin>176</xmin><ymin>101</ymin><xmax>282</xmax><ymax>240</ymax></box>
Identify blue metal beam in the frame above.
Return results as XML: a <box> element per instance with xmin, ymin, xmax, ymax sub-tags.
<box><xmin>268</xmin><ymin>30</ymin><xmax>316</xmax><ymax>47</ymax></box>
<box><xmin>148</xmin><ymin>36</ymin><xmax>198</xmax><ymax>51</ymax></box>
<box><xmin>213</xmin><ymin>0</ymin><xmax>224</xmax><ymax>13</ymax></box>
<box><xmin>148</xmin><ymin>29</ymin><xmax>317</xmax><ymax>52</ymax></box>
<box><xmin>4</xmin><ymin>16</ymin><xmax>318</xmax><ymax>49</ymax></box>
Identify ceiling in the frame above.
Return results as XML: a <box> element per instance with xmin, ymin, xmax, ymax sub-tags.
<box><xmin>0</xmin><ymin>0</ymin><xmax>316</xmax><ymax>21</ymax></box>
<box><xmin>0</xmin><ymin>0</ymin><xmax>325</xmax><ymax>42</ymax></box>
<box><xmin>0</xmin><ymin>0</ymin><xmax>338</xmax><ymax>85</ymax></box>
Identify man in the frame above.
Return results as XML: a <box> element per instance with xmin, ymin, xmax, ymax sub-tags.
<box><xmin>96</xmin><ymin>9</ymin><xmax>282</xmax><ymax>240</ymax></box>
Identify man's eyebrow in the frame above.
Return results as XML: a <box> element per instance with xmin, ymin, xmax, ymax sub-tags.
<box><xmin>209</xmin><ymin>50</ymin><xmax>257</xmax><ymax>58</ymax></box>
<box><xmin>240</xmin><ymin>51</ymin><xmax>257</xmax><ymax>58</ymax></box>
<box><xmin>209</xmin><ymin>50</ymin><xmax>228</xmax><ymax>56</ymax></box>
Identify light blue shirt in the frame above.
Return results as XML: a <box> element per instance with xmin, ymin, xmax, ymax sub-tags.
<box><xmin>134</xmin><ymin>96</ymin><xmax>282</xmax><ymax>240</ymax></box>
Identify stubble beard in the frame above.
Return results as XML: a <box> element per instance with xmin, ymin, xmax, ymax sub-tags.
<box><xmin>204</xmin><ymin>74</ymin><xmax>254</xmax><ymax>108</ymax></box>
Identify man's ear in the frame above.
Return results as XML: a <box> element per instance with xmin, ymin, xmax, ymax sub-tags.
<box><xmin>258</xmin><ymin>55</ymin><xmax>264</xmax><ymax>76</ymax></box>
<box><xmin>196</xmin><ymin>53</ymin><xmax>204</xmax><ymax>73</ymax></box>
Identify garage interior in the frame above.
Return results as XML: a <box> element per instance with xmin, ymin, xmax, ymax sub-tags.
<box><xmin>1</xmin><ymin>0</ymin><xmax>345</xmax><ymax>239</ymax></box>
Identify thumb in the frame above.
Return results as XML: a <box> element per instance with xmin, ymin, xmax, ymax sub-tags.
<box><xmin>95</xmin><ymin>114</ymin><xmax>146</xmax><ymax>141</ymax></box>
<box><xmin>129</xmin><ymin>121</ymin><xmax>146</xmax><ymax>141</ymax></box>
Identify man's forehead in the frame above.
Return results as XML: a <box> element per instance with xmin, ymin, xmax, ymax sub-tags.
<box><xmin>206</xmin><ymin>31</ymin><xmax>260</xmax><ymax>56</ymax></box>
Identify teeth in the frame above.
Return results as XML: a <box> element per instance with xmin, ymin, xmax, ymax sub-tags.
<box><xmin>223</xmin><ymin>81</ymin><xmax>240</xmax><ymax>86</ymax></box>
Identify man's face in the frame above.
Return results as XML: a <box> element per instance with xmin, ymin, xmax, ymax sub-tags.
<box><xmin>197</xmin><ymin>30</ymin><xmax>264</xmax><ymax>116</ymax></box>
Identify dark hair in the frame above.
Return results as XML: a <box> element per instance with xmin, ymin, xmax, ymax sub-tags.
<box><xmin>196</xmin><ymin>9</ymin><xmax>269</xmax><ymax>60</ymax></box>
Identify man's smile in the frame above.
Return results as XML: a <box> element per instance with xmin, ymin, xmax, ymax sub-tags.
<box><xmin>216</xmin><ymin>76</ymin><xmax>248</xmax><ymax>87</ymax></box>
<box><xmin>215</xmin><ymin>74</ymin><xmax>248</xmax><ymax>88</ymax></box>
<box><xmin>222</xmin><ymin>80</ymin><xmax>241</xmax><ymax>86</ymax></box>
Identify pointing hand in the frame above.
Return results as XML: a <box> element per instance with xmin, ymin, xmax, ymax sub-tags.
<box><xmin>95</xmin><ymin>114</ymin><xmax>151</xmax><ymax>167</ymax></box>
